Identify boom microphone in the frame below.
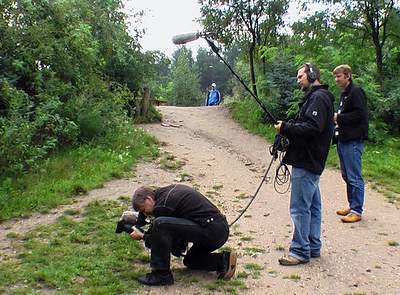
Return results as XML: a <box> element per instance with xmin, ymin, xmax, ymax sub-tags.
<box><xmin>172</xmin><ymin>32</ymin><xmax>200</xmax><ymax>45</ymax></box>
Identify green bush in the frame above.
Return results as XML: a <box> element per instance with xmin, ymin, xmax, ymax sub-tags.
<box><xmin>0</xmin><ymin>81</ymin><xmax>78</xmax><ymax>176</ymax></box>
<box><xmin>377</xmin><ymin>81</ymin><xmax>400</xmax><ymax>134</ymax></box>
<box><xmin>63</xmin><ymin>77</ymin><xmax>129</xmax><ymax>142</ymax></box>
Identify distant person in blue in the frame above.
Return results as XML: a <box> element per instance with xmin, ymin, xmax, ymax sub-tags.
<box><xmin>206</xmin><ymin>83</ymin><xmax>221</xmax><ymax>106</ymax></box>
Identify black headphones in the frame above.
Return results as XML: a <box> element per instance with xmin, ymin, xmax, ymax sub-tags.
<box><xmin>305</xmin><ymin>63</ymin><xmax>317</xmax><ymax>83</ymax></box>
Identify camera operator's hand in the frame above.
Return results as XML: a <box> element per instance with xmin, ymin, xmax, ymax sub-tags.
<box><xmin>129</xmin><ymin>227</ymin><xmax>144</xmax><ymax>240</ymax></box>
<box><xmin>274</xmin><ymin>120</ymin><xmax>283</xmax><ymax>133</ymax></box>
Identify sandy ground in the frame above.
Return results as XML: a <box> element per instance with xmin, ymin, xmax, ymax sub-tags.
<box><xmin>1</xmin><ymin>105</ymin><xmax>399</xmax><ymax>295</ymax></box>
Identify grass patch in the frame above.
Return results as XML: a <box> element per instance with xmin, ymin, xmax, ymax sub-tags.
<box><xmin>235</xmin><ymin>193</ymin><xmax>250</xmax><ymax>199</ymax></box>
<box><xmin>243</xmin><ymin>246</ymin><xmax>265</xmax><ymax>255</ymax></box>
<box><xmin>0</xmin><ymin>200</ymin><xmax>147</xmax><ymax>294</ymax></box>
<box><xmin>0</xmin><ymin>128</ymin><xmax>158</xmax><ymax>221</ymax></box>
<box><xmin>6</xmin><ymin>232</ymin><xmax>20</xmax><ymax>239</ymax></box>
<box><xmin>243</xmin><ymin>262</ymin><xmax>263</xmax><ymax>279</ymax></box>
<box><xmin>212</xmin><ymin>184</ymin><xmax>224</xmax><ymax>191</ymax></box>
<box><xmin>159</xmin><ymin>153</ymin><xmax>185</xmax><ymax>170</ymax></box>
<box><xmin>243</xmin><ymin>263</ymin><xmax>263</xmax><ymax>271</ymax></box>
<box><xmin>203</xmin><ymin>278</ymin><xmax>247</xmax><ymax>294</ymax></box>
<box><xmin>219</xmin><ymin>246</ymin><xmax>233</xmax><ymax>252</ymax></box>
<box><xmin>267</xmin><ymin>269</ymin><xmax>278</xmax><ymax>277</ymax></box>
<box><xmin>236</xmin><ymin>271</ymin><xmax>250</xmax><ymax>279</ymax></box>
<box><xmin>240</xmin><ymin>236</ymin><xmax>253</xmax><ymax>241</ymax></box>
<box><xmin>283</xmin><ymin>274</ymin><xmax>301</xmax><ymax>282</ymax></box>
<box><xmin>229</xmin><ymin>99</ymin><xmax>400</xmax><ymax>198</ymax></box>
<box><xmin>175</xmin><ymin>172</ymin><xmax>194</xmax><ymax>182</ymax></box>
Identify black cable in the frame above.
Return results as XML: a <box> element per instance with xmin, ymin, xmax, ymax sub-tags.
<box><xmin>204</xmin><ymin>38</ymin><xmax>278</xmax><ymax>125</ymax></box>
<box><xmin>203</xmin><ymin>36</ymin><xmax>291</xmax><ymax>226</ymax></box>
<box><xmin>229</xmin><ymin>154</ymin><xmax>276</xmax><ymax>227</ymax></box>
<box><xmin>228</xmin><ymin>144</ymin><xmax>291</xmax><ymax>227</ymax></box>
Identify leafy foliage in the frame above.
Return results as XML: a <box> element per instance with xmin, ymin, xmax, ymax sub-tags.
<box><xmin>0</xmin><ymin>0</ymin><xmax>150</xmax><ymax>176</ymax></box>
<box><xmin>169</xmin><ymin>47</ymin><xmax>202</xmax><ymax>106</ymax></box>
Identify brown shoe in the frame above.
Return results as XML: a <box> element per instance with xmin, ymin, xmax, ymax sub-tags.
<box><xmin>341</xmin><ymin>213</ymin><xmax>361</xmax><ymax>223</ymax></box>
<box><xmin>278</xmin><ymin>254</ymin><xmax>309</xmax><ymax>266</ymax></box>
<box><xmin>218</xmin><ymin>251</ymin><xmax>237</xmax><ymax>280</ymax></box>
<box><xmin>336</xmin><ymin>208</ymin><xmax>351</xmax><ymax>216</ymax></box>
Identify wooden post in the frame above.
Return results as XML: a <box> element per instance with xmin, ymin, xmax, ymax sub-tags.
<box><xmin>142</xmin><ymin>87</ymin><xmax>150</xmax><ymax>117</ymax></box>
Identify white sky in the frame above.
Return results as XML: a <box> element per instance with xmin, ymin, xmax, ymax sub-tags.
<box><xmin>122</xmin><ymin>0</ymin><xmax>324</xmax><ymax>57</ymax></box>
<box><xmin>123</xmin><ymin>0</ymin><xmax>206</xmax><ymax>57</ymax></box>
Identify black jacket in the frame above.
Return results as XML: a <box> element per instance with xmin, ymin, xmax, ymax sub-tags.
<box><xmin>280</xmin><ymin>85</ymin><xmax>334</xmax><ymax>175</ymax></box>
<box><xmin>153</xmin><ymin>184</ymin><xmax>224</xmax><ymax>226</ymax></box>
<box><xmin>337</xmin><ymin>81</ymin><xmax>368</xmax><ymax>142</ymax></box>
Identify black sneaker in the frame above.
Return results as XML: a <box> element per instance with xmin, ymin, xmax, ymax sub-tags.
<box><xmin>137</xmin><ymin>270</ymin><xmax>174</xmax><ymax>286</ymax></box>
<box><xmin>217</xmin><ymin>251</ymin><xmax>237</xmax><ymax>280</ymax></box>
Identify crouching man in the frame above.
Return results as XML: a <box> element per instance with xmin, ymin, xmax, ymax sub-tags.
<box><xmin>130</xmin><ymin>184</ymin><xmax>237</xmax><ymax>286</ymax></box>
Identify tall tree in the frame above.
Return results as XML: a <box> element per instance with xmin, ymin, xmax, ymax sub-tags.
<box><xmin>307</xmin><ymin>0</ymin><xmax>399</xmax><ymax>81</ymax></box>
<box><xmin>196</xmin><ymin>48</ymin><xmax>231</xmax><ymax>96</ymax></box>
<box><xmin>199</xmin><ymin>0</ymin><xmax>289</xmax><ymax>97</ymax></box>
<box><xmin>170</xmin><ymin>47</ymin><xmax>202</xmax><ymax>106</ymax></box>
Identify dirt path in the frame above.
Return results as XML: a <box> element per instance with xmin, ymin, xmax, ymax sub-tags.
<box><xmin>1</xmin><ymin>106</ymin><xmax>399</xmax><ymax>294</ymax></box>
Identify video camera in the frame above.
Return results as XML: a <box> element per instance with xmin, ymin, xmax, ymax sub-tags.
<box><xmin>115</xmin><ymin>210</ymin><xmax>141</xmax><ymax>234</ymax></box>
<box><xmin>115</xmin><ymin>210</ymin><xmax>188</xmax><ymax>257</ymax></box>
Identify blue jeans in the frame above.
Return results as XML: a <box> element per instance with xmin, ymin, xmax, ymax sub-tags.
<box><xmin>337</xmin><ymin>140</ymin><xmax>365</xmax><ymax>215</ymax></box>
<box><xmin>289</xmin><ymin>167</ymin><xmax>322</xmax><ymax>261</ymax></box>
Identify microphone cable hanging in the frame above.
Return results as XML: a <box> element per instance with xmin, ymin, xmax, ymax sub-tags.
<box><xmin>201</xmin><ymin>35</ymin><xmax>291</xmax><ymax>226</ymax></box>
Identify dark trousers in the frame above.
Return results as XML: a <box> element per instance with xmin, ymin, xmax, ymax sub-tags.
<box><xmin>149</xmin><ymin>216</ymin><xmax>229</xmax><ymax>272</ymax></box>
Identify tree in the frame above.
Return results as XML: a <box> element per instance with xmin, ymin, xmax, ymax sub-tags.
<box><xmin>0</xmin><ymin>0</ymin><xmax>153</xmax><ymax>175</ymax></box>
<box><xmin>306</xmin><ymin>0</ymin><xmax>399</xmax><ymax>81</ymax></box>
<box><xmin>170</xmin><ymin>47</ymin><xmax>202</xmax><ymax>106</ymax></box>
<box><xmin>199</xmin><ymin>0</ymin><xmax>289</xmax><ymax>97</ymax></box>
<box><xmin>195</xmin><ymin>48</ymin><xmax>231</xmax><ymax>96</ymax></box>
<box><xmin>145</xmin><ymin>51</ymin><xmax>171</xmax><ymax>100</ymax></box>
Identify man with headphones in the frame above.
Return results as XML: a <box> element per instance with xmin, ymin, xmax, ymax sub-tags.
<box><xmin>333</xmin><ymin>65</ymin><xmax>368</xmax><ymax>223</ymax></box>
<box><xmin>129</xmin><ymin>184</ymin><xmax>237</xmax><ymax>285</ymax></box>
<box><xmin>274</xmin><ymin>63</ymin><xmax>334</xmax><ymax>265</ymax></box>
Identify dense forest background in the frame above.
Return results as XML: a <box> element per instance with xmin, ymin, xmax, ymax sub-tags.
<box><xmin>1</xmin><ymin>0</ymin><xmax>399</xmax><ymax>180</ymax></box>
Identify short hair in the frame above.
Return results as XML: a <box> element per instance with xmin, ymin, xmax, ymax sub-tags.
<box><xmin>333</xmin><ymin>64</ymin><xmax>352</xmax><ymax>78</ymax></box>
<box><xmin>299</xmin><ymin>63</ymin><xmax>321</xmax><ymax>82</ymax></box>
<box><xmin>132</xmin><ymin>186</ymin><xmax>155</xmax><ymax>211</ymax></box>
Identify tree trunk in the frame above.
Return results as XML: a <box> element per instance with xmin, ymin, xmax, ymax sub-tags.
<box><xmin>249</xmin><ymin>45</ymin><xmax>258</xmax><ymax>97</ymax></box>
<box><xmin>142</xmin><ymin>86</ymin><xmax>150</xmax><ymax>117</ymax></box>
<box><xmin>375</xmin><ymin>44</ymin><xmax>384</xmax><ymax>81</ymax></box>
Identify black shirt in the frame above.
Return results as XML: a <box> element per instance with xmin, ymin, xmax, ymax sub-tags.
<box><xmin>336</xmin><ymin>81</ymin><xmax>368</xmax><ymax>142</ymax></box>
<box><xmin>280</xmin><ymin>85</ymin><xmax>334</xmax><ymax>175</ymax></box>
<box><xmin>153</xmin><ymin>184</ymin><xmax>224</xmax><ymax>225</ymax></box>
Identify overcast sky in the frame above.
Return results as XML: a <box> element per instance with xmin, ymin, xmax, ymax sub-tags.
<box><xmin>123</xmin><ymin>0</ymin><xmax>206</xmax><ymax>57</ymax></box>
<box><xmin>122</xmin><ymin>0</ymin><xmax>321</xmax><ymax>57</ymax></box>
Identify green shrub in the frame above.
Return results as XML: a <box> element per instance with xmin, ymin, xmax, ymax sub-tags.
<box><xmin>377</xmin><ymin>81</ymin><xmax>400</xmax><ymax>134</ymax></box>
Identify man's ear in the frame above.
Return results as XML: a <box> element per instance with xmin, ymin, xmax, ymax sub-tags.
<box><xmin>145</xmin><ymin>195</ymin><xmax>154</xmax><ymax>203</ymax></box>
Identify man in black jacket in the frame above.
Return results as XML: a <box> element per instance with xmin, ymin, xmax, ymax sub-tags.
<box><xmin>333</xmin><ymin>65</ymin><xmax>368</xmax><ymax>223</ymax></box>
<box><xmin>130</xmin><ymin>184</ymin><xmax>237</xmax><ymax>286</ymax></box>
<box><xmin>274</xmin><ymin>63</ymin><xmax>334</xmax><ymax>265</ymax></box>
